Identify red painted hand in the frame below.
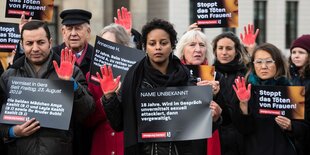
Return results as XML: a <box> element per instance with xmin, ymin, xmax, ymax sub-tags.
<box><xmin>240</xmin><ymin>24</ymin><xmax>259</xmax><ymax>46</ymax></box>
<box><xmin>96</xmin><ymin>64</ymin><xmax>121</xmax><ymax>94</ymax></box>
<box><xmin>19</xmin><ymin>11</ymin><xmax>32</xmax><ymax>32</ymax></box>
<box><xmin>114</xmin><ymin>7</ymin><xmax>132</xmax><ymax>33</ymax></box>
<box><xmin>53</xmin><ymin>47</ymin><xmax>76</xmax><ymax>80</ymax></box>
<box><xmin>233</xmin><ymin>76</ymin><xmax>251</xmax><ymax>102</ymax></box>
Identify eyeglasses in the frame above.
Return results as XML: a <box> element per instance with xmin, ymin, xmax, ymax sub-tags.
<box><xmin>253</xmin><ymin>59</ymin><xmax>275</xmax><ymax>66</ymax></box>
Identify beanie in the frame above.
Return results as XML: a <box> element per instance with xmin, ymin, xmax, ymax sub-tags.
<box><xmin>290</xmin><ymin>34</ymin><xmax>310</xmax><ymax>53</ymax></box>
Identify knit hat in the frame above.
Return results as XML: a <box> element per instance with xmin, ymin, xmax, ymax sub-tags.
<box><xmin>290</xmin><ymin>34</ymin><xmax>310</xmax><ymax>53</ymax></box>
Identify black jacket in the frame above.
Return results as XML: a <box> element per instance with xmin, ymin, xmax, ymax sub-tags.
<box><xmin>214</xmin><ymin>59</ymin><xmax>246</xmax><ymax>155</ymax></box>
<box><xmin>290</xmin><ymin>65</ymin><xmax>310</xmax><ymax>155</ymax></box>
<box><xmin>0</xmin><ymin>62</ymin><xmax>4</xmax><ymax>76</ymax></box>
<box><xmin>52</xmin><ymin>43</ymin><xmax>94</xmax><ymax>155</ymax></box>
<box><xmin>233</xmin><ymin>75</ymin><xmax>299</xmax><ymax>155</ymax></box>
<box><xmin>0</xmin><ymin>52</ymin><xmax>95</xmax><ymax>155</ymax></box>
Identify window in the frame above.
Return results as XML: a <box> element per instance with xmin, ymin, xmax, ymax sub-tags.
<box><xmin>285</xmin><ymin>1</ymin><xmax>298</xmax><ymax>48</ymax></box>
<box><xmin>254</xmin><ymin>1</ymin><xmax>267</xmax><ymax>44</ymax></box>
<box><xmin>47</xmin><ymin>6</ymin><xmax>58</xmax><ymax>46</ymax></box>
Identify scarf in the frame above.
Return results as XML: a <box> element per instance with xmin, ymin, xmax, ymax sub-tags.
<box><xmin>213</xmin><ymin>54</ymin><xmax>246</xmax><ymax>74</ymax></box>
<box><xmin>121</xmin><ymin>55</ymin><xmax>190</xmax><ymax>150</ymax></box>
<box><xmin>24</xmin><ymin>52</ymin><xmax>54</xmax><ymax>78</ymax></box>
<box><xmin>248</xmin><ymin>72</ymin><xmax>291</xmax><ymax>86</ymax></box>
<box><xmin>144</xmin><ymin>56</ymin><xmax>190</xmax><ymax>87</ymax></box>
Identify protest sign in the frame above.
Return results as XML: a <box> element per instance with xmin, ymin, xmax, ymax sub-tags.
<box><xmin>252</xmin><ymin>85</ymin><xmax>305</xmax><ymax>119</ymax></box>
<box><xmin>90</xmin><ymin>36</ymin><xmax>144</xmax><ymax>84</ymax></box>
<box><xmin>137</xmin><ymin>86</ymin><xmax>213</xmax><ymax>142</ymax></box>
<box><xmin>0</xmin><ymin>22</ymin><xmax>20</xmax><ymax>52</ymax></box>
<box><xmin>5</xmin><ymin>0</ymin><xmax>54</xmax><ymax>22</ymax></box>
<box><xmin>0</xmin><ymin>77</ymin><xmax>74</xmax><ymax>130</ymax></box>
<box><xmin>193</xmin><ymin>0</ymin><xmax>239</xmax><ymax>28</ymax></box>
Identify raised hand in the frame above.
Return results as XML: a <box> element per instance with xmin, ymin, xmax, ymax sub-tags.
<box><xmin>233</xmin><ymin>76</ymin><xmax>251</xmax><ymax>102</ymax></box>
<box><xmin>187</xmin><ymin>22</ymin><xmax>201</xmax><ymax>32</ymax></box>
<box><xmin>240</xmin><ymin>24</ymin><xmax>259</xmax><ymax>46</ymax></box>
<box><xmin>96</xmin><ymin>64</ymin><xmax>121</xmax><ymax>95</ymax></box>
<box><xmin>114</xmin><ymin>7</ymin><xmax>132</xmax><ymax>34</ymax></box>
<box><xmin>19</xmin><ymin>11</ymin><xmax>32</xmax><ymax>32</ymax></box>
<box><xmin>13</xmin><ymin>118</ymin><xmax>40</xmax><ymax>137</ymax></box>
<box><xmin>53</xmin><ymin>47</ymin><xmax>76</xmax><ymax>80</ymax></box>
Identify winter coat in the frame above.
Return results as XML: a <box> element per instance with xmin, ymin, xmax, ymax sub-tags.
<box><xmin>0</xmin><ymin>51</ymin><xmax>95</xmax><ymax>155</ymax></box>
<box><xmin>234</xmin><ymin>74</ymin><xmax>299</xmax><ymax>155</ymax></box>
<box><xmin>85</xmin><ymin>73</ymin><xmax>124</xmax><ymax>155</ymax></box>
<box><xmin>52</xmin><ymin>43</ymin><xmax>94</xmax><ymax>76</ymax></box>
<box><xmin>213</xmin><ymin>57</ymin><xmax>246</xmax><ymax>155</ymax></box>
<box><xmin>102</xmin><ymin>56</ymin><xmax>221</xmax><ymax>155</ymax></box>
<box><xmin>290</xmin><ymin>65</ymin><xmax>310</xmax><ymax>155</ymax></box>
<box><xmin>53</xmin><ymin>43</ymin><xmax>94</xmax><ymax>155</ymax></box>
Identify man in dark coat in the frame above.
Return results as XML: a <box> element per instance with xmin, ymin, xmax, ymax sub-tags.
<box><xmin>52</xmin><ymin>9</ymin><xmax>95</xmax><ymax>155</ymax></box>
<box><xmin>0</xmin><ymin>20</ymin><xmax>94</xmax><ymax>155</ymax></box>
<box><xmin>52</xmin><ymin>9</ymin><xmax>94</xmax><ymax>76</ymax></box>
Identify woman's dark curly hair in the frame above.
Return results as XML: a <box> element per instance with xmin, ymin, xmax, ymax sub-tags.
<box><xmin>141</xmin><ymin>18</ymin><xmax>177</xmax><ymax>50</ymax></box>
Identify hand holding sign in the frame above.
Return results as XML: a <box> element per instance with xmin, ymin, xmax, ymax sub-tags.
<box><xmin>210</xmin><ymin>101</ymin><xmax>222</xmax><ymax>122</ymax></box>
<box><xmin>114</xmin><ymin>7</ymin><xmax>132</xmax><ymax>34</ymax></box>
<box><xmin>13</xmin><ymin>118</ymin><xmax>40</xmax><ymax>137</ymax></box>
<box><xmin>275</xmin><ymin>116</ymin><xmax>292</xmax><ymax>131</ymax></box>
<box><xmin>53</xmin><ymin>47</ymin><xmax>76</xmax><ymax>80</ymax></box>
<box><xmin>96</xmin><ymin>64</ymin><xmax>121</xmax><ymax>95</ymax></box>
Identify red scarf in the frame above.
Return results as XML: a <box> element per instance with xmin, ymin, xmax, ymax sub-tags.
<box><xmin>75</xmin><ymin>43</ymin><xmax>88</xmax><ymax>65</ymax></box>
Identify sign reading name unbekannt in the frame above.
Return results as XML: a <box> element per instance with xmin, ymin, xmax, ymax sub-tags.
<box><xmin>137</xmin><ymin>86</ymin><xmax>213</xmax><ymax>142</ymax></box>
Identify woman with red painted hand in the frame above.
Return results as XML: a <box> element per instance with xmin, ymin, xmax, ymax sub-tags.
<box><xmin>99</xmin><ymin>19</ymin><xmax>222</xmax><ymax>154</ymax></box>
<box><xmin>288</xmin><ymin>35</ymin><xmax>310</xmax><ymax>155</ymax></box>
<box><xmin>240</xmin><ymin>24</ymin><xmax>259</xmax><ymax>57</ymax></box>
<box><xmin>233</xmin><ymin>43</ymin><xmax>303</xmax><ymax>155</ymax></box>
<box><xmin>114</xmin><ymin>6</ymin><xmax>143</xmax><ymax>50</ymax></box>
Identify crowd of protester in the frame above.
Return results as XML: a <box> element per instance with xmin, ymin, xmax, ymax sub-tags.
<box><xmin>0</xmin><ymin>6</ymin><xmax>309</xmax><ymax>155</ymax></box>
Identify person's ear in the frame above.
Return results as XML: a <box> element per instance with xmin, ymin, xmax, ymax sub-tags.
<box><xmin>61</xmin><ymin>26</ymin><xmax>66</xmax><ymax>36</ymax></box>
<box><xmin>87</xmin><ymin>27</ymin><xmax>91</xmax><ymax>39</ymax></box>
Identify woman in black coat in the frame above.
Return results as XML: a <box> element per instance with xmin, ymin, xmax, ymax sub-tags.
<box><xmin>233</xmin><ymin>43</ymin><xmax>304</xmax><ymax>155</ymax></box>
<box><xmin>212</xmin><ymin>32</ymin><xmax>249</xmax><ymax>155</ymax></box>
<box><xmin>289</xmin><ymin>35</ymin><xmax>310</xmax><ymax>155</ymax></box>
<box><xmin>98</xmin><ymin>19</ymin><xmax>223</xmax><ymax>155</ymax></box>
